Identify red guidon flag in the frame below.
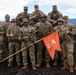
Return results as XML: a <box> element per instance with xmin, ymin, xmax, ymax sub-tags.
<box><xmin>42</xmin><ymin>31</ymin><xmax>61</xmax><ymax>60</ymax></box>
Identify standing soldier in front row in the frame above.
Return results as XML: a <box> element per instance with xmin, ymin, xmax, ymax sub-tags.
<box><xmin>0</xmin><ymin>25</ymin><xmax>4</xmax><ymax>60</ymax></box>
<box><xmin>53</xmin><ymin>18</ymin><xmax>64</xmax><ymax>66</ymax></box>
<box><xmin>20</xmin><ymin>19</ymin><xmax>37</xmax><ymax>70</ymax></box>
<box><xmin>1</xmin><ymin>14</ymin><xmax>10</xmax><ymax>56</ymax></box>
<box><xmin>73</xmin><ymin>25</ymin><xmax>76</xmax><ymax>71</ymax></box>
<box><xmin>6</xmin><ymin>19</ymin><xmax>21</xmax><ymax>67</ymax></box>
<box><xmin>61</xmin><ymin>16</ymin><xmax>75</xmax><ymax>73</ymax></box>
<box><xmin>34</xmin><ymin>15</ymin><xmax>53</xmax><ymax>68</ymax></box>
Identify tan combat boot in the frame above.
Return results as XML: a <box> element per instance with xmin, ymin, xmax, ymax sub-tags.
<box><xmin>53</xmin><ymin>60</ymin><xmax>57</xmax><ymax>66</ymax></box>
<box><xmin>35</xmin><ymin>63</ymin><xmax>41</xmax><ymax>68</ymax></box>
<box><xmin>74</xmin><ymin>65</ymin><xmax>76</xmax><ymax>71</ymax></box>
<box><xmin>61</xmin><ymin>63</ymin><xmax>69</xmax><ymax>70</ymax></box>
<box><xmin>46</xmin><ymin>63</ymin><xmax>50</xmax><ymax>68</ymax></box>
<box><xmin>32</xmin><ymin>66</ymin><xmax>37</xmax><ymax>71</ymax></box>
<box><xmin>8</xmin><ymin>61</ymin><xmax>12</xmax><ymax>67</ymax></box>
<box><xmin>69</xmin><ymin>66</ymin><xmax>74</xmax><ymax>73</ymax></box>
<box><xmin>22</xmin><ymin>65</ymin><xmax>28</xmax><ymax>70</ymax></box>
<box><xmin>17</xmin><ymin>61</ymin><xmax>21</xmax><ymax>66</ymax></box>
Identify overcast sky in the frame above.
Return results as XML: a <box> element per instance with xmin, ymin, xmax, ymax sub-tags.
<box><xmin>0</xmin><ymin>0</ymin><xmax>76</xmax><ymax>21</ymax></box>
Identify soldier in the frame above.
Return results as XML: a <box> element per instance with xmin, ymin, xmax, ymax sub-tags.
<box><xmin>6</xmin><ymin>19</ymin><xmax>21</xmax><ymax>67</ymax></box>
<box><xmin>1</xmin><ymin>14</ymin><xmax>10</xmax><ymax>58</ymax></box>
<box><xmin>47</xmin><ymin>5</ymin><xmax>63</xmax><ymax>27</ymax></box>
<box><xmin>16</xmin><ymin>6</ymin><xmax>30</xmax><ymax>27</ymax></box>
<box><xmin>20</xmin><ymin>19</ymin><xmax>37</xmax><ymax>70</ymax></box>
<box><xmin>61</xmin><ymin>16</ymin><xmax>75</xmax><ymax>72</ymax></box>
<box><xmin>34</xmin><ymin>15</ymin><xmax>53</xmax><ymax>68</ymax></box>
<box><xmin>30</xmin><ymin>5</ymin><xmax>45</xmax><ymax>26</ymax></box>
<box><xmin>53</xmin><ymin>18</ymin><xmax>64</xmax><ymax>66</ymax></box>
<box><xmin>73</xmin><ymin>26</ymin><xmax>76</xmax><ymax>71</ymax></box>
<box><xmin>0</xmin><ymin>25</ymin><xmax>4</xmax><ymax>60</ymax></box>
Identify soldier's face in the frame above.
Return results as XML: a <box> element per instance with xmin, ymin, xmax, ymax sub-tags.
<box><xmin>63</xmin><ymin>19</ymin><xmax>68</xmax><ymax>24</ymax></box>
<box><xmin>35</xmin><ymin>8</ymin><xmax>39</xmax><ymax>12</ymax></box>
<box><xmin>24</xmin><ymin>22</ymin><xmax>28</xmax><ymax>26</ymax></box>
<box><xmin>41</xmin><ymin>18</ymin><xmax>46</xmax><ymax>22</ymax></box>
<box><xmin>5</xmin><ymin>17</ymin><xmax>10</xmax><ymax>22</ymax></box>
<box><xmin>58</xmin><ymin>22</ymin><xmax>63</xmax><ymax>25</ymax></box>
<box><xmin>24</xmin><ymin>9</ymin><xmax>27</xmax><ymax>13</ymax></box>
<box><xmin>53</xmin><ymin>7</ymin><xmax>57</xmax><ymax>12</ymax></box>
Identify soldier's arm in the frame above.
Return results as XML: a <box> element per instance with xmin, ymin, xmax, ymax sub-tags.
<box><xmin>0</xmin><ymin>26</ymin><xmax>4</xmax><ymax>35</ymax></box>
<box><xmin>6</xmin><ymin>27</ymin><xmax>10</xmax><ymax>37</ymax></box>
<box><xmin>58</xmin><ymin>11</ymin><xmax>63</xmax><ymax>18</ymax></box>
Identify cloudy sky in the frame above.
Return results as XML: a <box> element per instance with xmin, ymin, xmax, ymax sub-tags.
<box><xmin>0</xmin><ymin>0</ymin><xmax>76</xmax><ymax>21</ymax></box>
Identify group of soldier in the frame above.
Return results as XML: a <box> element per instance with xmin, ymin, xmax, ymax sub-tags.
<box><xmin>0</xmin><ymin>4</ymin><xmax>76</xmax><ymax>73</ymax></box>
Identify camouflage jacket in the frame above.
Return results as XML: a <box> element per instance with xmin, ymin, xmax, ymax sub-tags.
<box><xmin>20</xmin><ymin>25</ymin><xmax>36</xmax><ymax>42</ymax></box>
<box><xmin>47</xmin><ymin>11</ymin><xmax>63</xmax><ymax>22</ymax></box>
<box><xmin>6</xmin><ymin>24</ymin><xmax>20</xmax><ymax>42</ymax></box>
<box><xmin>61</xmin><ymin>23</ymin><xmax>75</xmax><ymax>43</ymax></box>
<box><xmin>34</xmin><ymin>21</ymin><xmax>53</xmax><ymax>39</ymax></box>
<box><xmin>1</xmin><ymin>21</ymin><xmax>10</xmax><ymax>41</ymax></box>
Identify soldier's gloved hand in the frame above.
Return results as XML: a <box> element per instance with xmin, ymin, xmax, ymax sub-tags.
<box><xmin>66</xmin><ymin>31</ymin><xmax>69</xmax><ymax>33</ymax></box>
<box><xmin>23</xmin><ymin>36</ymin><xmax>29</xmax><ymax>41</ymax></box>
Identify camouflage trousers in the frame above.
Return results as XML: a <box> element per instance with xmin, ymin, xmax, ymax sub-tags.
<box><xmin>61</xmin><ymin>41</ymin><xmax>74</xmax><ymax>66</ymax></box>
<box><xmin>21</xmin><ymin>41</ymin><xmax>36</xmax><ymax>66</ymax></box>
<box><xmin>8</xmin><ymin>42</ymin><xmax>20</xmax><ymax>62</ymax></box>
<box><xmin>0</xmin><ymin>42</ymin><xmax>3</xmax><ymax>60</ymax></box>
<box><xmin>36</xmin><ymin>41</ymin><xmax>50</xmax><ymax>64</ymax></box>
<box><xmin>74</xmin><ymin>43</ymin><xmax>76</xmax><ymax>65</ymax></box>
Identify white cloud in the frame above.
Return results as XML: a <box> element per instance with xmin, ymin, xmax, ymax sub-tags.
<box><xmin>0</xmin><ymin>0</ymin><xmax>34</xmax><ymax>21</ymax></box>
<box><xmin>0</xmin><ymin>0</ymin><xmax>76</xmax><ymax>20</ymax></box>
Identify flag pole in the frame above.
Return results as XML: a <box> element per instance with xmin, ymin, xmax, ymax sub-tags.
<box><xmin>0</xmin><ymin>39</ymin><xmax>42</xmax><ymax>63</ymax></box>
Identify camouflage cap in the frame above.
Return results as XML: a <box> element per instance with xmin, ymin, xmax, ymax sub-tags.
<box><xmin>22</xmin><ymin>18</ymin><xmax>29</xmax><ymax>25</ymax></box>
<box><xmin>57</xmin><ymin>18</ymin><xmax>63</xmax><ymax>22</ymax></box>
<box><xmin>53</xmin><ymin>5</ymin><xmax>57</xmax><ymax>7</ymax></box>
<box><xmin>24</xmin><ymin>6</ymin><xmax>28</xmax><ymax>10</ymax></box>
<box><xmin>63</xmin><ymin>16</ymin><xmax>68</xmax><ymax>19</ymax></box>
<box><xmin>11</xmin><ymin>18</ymin><xmax>16</xmax><ymax>23</ymax></box>
<box><xmin>34</xmin><ymin>5</ymin><xmax>39</xmax><ymax>8</ymax></box>
<box><xmin>5</xmin><ymin>14</ymin><xmax>10</xmax><ymax>18</ymax></box>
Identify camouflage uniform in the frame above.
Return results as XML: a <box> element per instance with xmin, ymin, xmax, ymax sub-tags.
<box><xmin>34</xmin><ymin>15</ymin><xmax>53</xmax><ymax>67</ymax></box>
<box><xmin>1</xmin><ymin>14</ymin><xmax>10</xmax><ymax>58</ymax></box>
<box><xmin>30</xmin><ymin>5</ymin><xmax>45</xmax><ymax>26</ymax></box>
<box><xmin>20</xmin><ymin>21</ymin><xmax>36</xmax><ymax>67</ymax></box>
<box><xmin>6</xmin><ymin>19</ymin><xmax>21</xmax><ymax>64</ymax></box>
<box><xmin>47</xmin><ymin>5</ymin><xmax>63</xmax><ymax>27</ymax></box>
<box><xmin>0</xmin><ymin>25</ymin><xmax>4</xmax><ymax>60</ymax></box>
<box><xmin>16</xmin><ymin>6</ymin><xmax>30</xmax><ymax>27</ymax></box>
<box><xmin>53</xmin><ymin>18</ymin><xmax>64</xmax><ymax>66</ymax></box>
<box><xmin>61</xmin><ymin>16</ymin><xmax>75</xmax><ymax>72</ymax></box>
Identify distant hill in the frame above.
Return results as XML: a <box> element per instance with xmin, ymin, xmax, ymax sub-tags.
<box><xmin>68</xmin><ymin>19</ymin><xmax>76</xmax><ymax>24</ymax></box>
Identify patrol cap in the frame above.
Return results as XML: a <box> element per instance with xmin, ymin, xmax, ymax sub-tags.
<box><xmin>11</xmin><ymin>18</ymin><xmax>16</xmax><ymax>23</ymax></box>
<box><xmin>63</xmin><ymin>16</ymin><xmax>68</xmax><ymax>19</ymax></box>
<box><xmin>24</xmin><ymin>6</ymin><xmax>28</xmax><ymax>10</ymax></box>
<box><xmin>53</xmin><ymin>5</ymin><xmax>57</xmax><ymax>7</ymax></box>
<box><xmin>22</xmin><ymin>18</ymin><xmax>29</xmax><ymax>25</ymax></box>
<box><xmin>57</xmin><ymin>18</ymin><xmax>63</xmax><ymax>22</ymax></box>
<box><xmin>41</xmin><ymin>15</ymin><xmax>47</xmax><ymax>18</ymax></box>
<box><xmin>34</xmin><ymin>5</ymin><xmax>39</xmax><ymax>8</ymax></box>
<box><xmin>5</xmin><ymin>14</ymin><xmax>10</xmax><ymax>18</ymax></box>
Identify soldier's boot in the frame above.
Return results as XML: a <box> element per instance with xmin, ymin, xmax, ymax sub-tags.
<box><xmin>74</xmin><ymin>65</ymin><xmax>76</xmax><ymax>71</ymax></box>
<box><xmin>35</xmin><ymin>63</ymin><xmax>41</xmax><ymax>68</ymax></box>
<box><xmin>32</xmin><ymin>66</ymin><xmax>37</xmax><ymax>71</ymax></box>
<box><xmin>46</xmin><ymin>63</ymin><xmax>50</xmax><ymax>68</ymax></box>
<box><xmin>17</xmin><ymin>61</ymin><xmax>21</xmax><ymax>66</ymax></box>
<box><xmin>61</xmin><ymin>63</ymin><xmax>68</xmax><ymax>70</ymax></box>
<box><xmin>8</xmin><ymin>61</ymin><xmax>12</xmax><ymax>67</ymax></box>
<box><xmin>22</xmin><ymin>65</ymin><xmax>28</xmax><ymax>70</ymax></box>
<box><xmin>53</xmin><ymin>60</ymin><xmax>57</xmax><ymax>66</ymax></box>
<box><xmin>69</xmin><ymin>66</ymin><xmax>74</xmax><ymax>73</ymax></box>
